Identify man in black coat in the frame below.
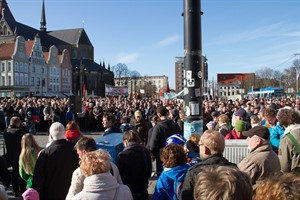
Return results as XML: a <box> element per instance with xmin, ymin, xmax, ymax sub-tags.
<box><xmin>117</xmin><ymin>130</ymin><xmax>152</xmax><ymax>200</ymax></box>
<box><xmin>32</xmin><ymin>122</ymin><xmax>78</xmax><ymax>200</ymax></box>
<box><xmin>149</xmin><ymin>106</ymin><xmax>181</xmax><ymax>176</ymax></box>
<box><xmin>180</xmin><ymin>130</ymin><xmax>237</xmax><ymax>200</ymax></box>
<box><xmin>3</xmin><ymin>116</ymin><xmax>26</xmax><ymax>197</ymax></box>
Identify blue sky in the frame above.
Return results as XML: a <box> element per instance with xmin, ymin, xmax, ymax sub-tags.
<box><xmin>8</xmin><ymin>0</ymin><xmax>300</xmax><ymax>89</ymax></box>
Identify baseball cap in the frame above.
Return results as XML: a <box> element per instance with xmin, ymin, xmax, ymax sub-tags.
<box><xmin>242</xmin><ymin>126</ymin><xmax>270</xmax><ymax>140</ymax></box>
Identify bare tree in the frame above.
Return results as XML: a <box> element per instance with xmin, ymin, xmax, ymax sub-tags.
<box><xmin>111</xmin><ymin>63</ymin><xmax>130</xmax><ymax>86</ymax></box>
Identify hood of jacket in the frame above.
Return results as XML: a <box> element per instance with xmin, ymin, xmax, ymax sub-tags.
<box><xmin>163</xmin><ymin>164</ymin><xmax>190</xmax><ymax>182</ymax></box>
<box><xmin>124</xmin><ymin>143</ymin><xmax>146</xmax><ymax>152</ymax></box>
<box><xmin>82</xmin><ymin>172</ymin><xmax>119</xmax><ymax>193</ymax></box>
<box><xmin>284</xmin><ymin>124</ymin><xmax>300</xmax><ymax>135</ymax></box>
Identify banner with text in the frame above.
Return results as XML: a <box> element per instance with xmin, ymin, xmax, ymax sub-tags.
<box><xmin>105</xmin><ymin>84</ymin><xmax>128</xmax><ymax>96</ymax></box>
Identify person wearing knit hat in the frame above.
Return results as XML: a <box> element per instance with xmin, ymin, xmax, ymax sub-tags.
<box><xmin>225</xmin><ymin>120</ymin><xmax>246</xmax><ymax>139</ymax></box>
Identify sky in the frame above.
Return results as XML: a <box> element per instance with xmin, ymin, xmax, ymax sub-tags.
<box><xmin>7</xmin><ymin>0</ymin><xmax>300</xmax><ymax>89</ymax></box>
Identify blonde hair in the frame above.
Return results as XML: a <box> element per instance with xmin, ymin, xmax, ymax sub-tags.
<box><xmin>80</xmin><ymin>151</ymin><xmax>111</xmax><ymax>177</ymax></box>
<box><xmin>194</xmin><ymin>166</ymin><xmax>252</xmax><ymax>200</ymax></box>
<box><xmin>19</xmin><ymin>134</ymin><xmax>41</xmax><ymax>175</ymax></box>
<box><xmin>218</xmin><ymin>114</ymin><xmax>229</xmax><ymax>124</ymax></box>
<box><xmin>254</xmin><ymin>172</ymin><xmax>300</xmax><ymax>200</ymax></box>
<box><xmin>200</xmin><ymin>130</ymin><xmax>225</xmax><ymax>155</ymax></box>
<box><xmin>189</xmin><ymin>133</ymin><xmax>201</xmax><ymax>144</ymax></box>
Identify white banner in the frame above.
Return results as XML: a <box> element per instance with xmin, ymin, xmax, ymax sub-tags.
<box><xmin>105</xmin><ymin>84</ymin><xmax>128</xmax><ymax>96</ymax></box>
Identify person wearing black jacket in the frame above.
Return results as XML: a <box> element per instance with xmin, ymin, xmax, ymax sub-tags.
<box><xmin>149</xmin><ymin>106</ymin><xmax>181</xmax><ymax>176</ymax></box>
<box><xmin>117</xmin><ymin>130</ymin><xmax>152</xmax><ymax>200</ymax></box>
<box><xmin>3</xmin><ymin>116</ymin><xmax>26</xmax><ymax>197</ymax></box>
<box><xmin>180</xmin><ymin>130</ymin><xmax>237</xmax><ymax>200</ymax></box>
<box><xmin>32</xmin><ymin>122</ymin><xmax>78</xmax><ymax>200</ymax></box>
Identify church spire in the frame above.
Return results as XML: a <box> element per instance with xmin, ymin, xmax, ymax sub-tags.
<box><xmin>40</xmin><ymin>0</ymin><xmax>47</xmax><ymax>32</ymax></box>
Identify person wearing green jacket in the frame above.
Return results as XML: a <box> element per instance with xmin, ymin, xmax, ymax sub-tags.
<box><xmin>19</xmin><ymin>133</ymin><xmax>42</xmax><ymax>188</ymax></box>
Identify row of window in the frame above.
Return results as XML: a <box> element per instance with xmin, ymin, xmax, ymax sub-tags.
<box><xmin>220</xmin><ymin>86</ymin><xmax>239</xmax><ymax>90</ymax></box>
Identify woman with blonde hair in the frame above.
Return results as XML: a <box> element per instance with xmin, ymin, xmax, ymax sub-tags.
<box><xmin>72</xmin><ymin>151</ymin><xmax>132</xmax><ymax>200</ymax></box>
<box><xmin>19</xmin><ymin>133</ymin><xmax>42</xmax><ymax>188</ymax></box>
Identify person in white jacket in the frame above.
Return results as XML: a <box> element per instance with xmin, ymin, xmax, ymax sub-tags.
<box><xmin>71</xmin><ymin>150</ymin><xmax>132</xmax><ymax>200</ymax></box>
<box><xmin>66</xmin><ymin>137</ymin><xmax>123</xmax><ymax>200</ymax></box>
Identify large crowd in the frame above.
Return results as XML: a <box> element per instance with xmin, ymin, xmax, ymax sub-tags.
<box><xmin>0</xmin><ymin>95</ymin><xmax>300</xmax><ymax>200</ymax></box>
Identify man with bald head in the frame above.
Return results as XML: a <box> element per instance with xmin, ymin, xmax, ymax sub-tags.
<box><xmin>32</xmin><ymin>122</ymin><xmax>78</xmax><ymax>200</ymax></box>
<box><xmin>180</xmin><ymin>130</ymin><xmax>236</xmax><ymax>200</ymax></box>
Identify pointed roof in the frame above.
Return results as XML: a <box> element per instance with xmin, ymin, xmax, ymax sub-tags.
<box><xmin>48</xmin><ymin>28</ymin><xmax>93</xmax><ymax>46</ymax></box>
<box><xmin>40</xmin><ymin>0</ymin><xmax>47</xmax><ymax>32</ymax></box>
<box><xmin>25</xmin><ymin>39</ymin><xmax>34</xmax><ymax>57</ymax></box>
<box><xmin>0</xmin><ymin>42</ymin><xmax>14</xmax><ymax>59</ymax></box>
<box><xmin>0</xmin><ymin>0</ymin><xmax>17</xmax><ymax>32</ymax></box>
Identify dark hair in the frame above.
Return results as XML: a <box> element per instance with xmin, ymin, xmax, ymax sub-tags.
<box><xmin>74</xmin><ymin>136</ymin><xmax>97</xmax><ymax>152</ymax></box>
<box><xmin>66</xmin><ymin>120</ymin><xmax>81</xmax><ymax>131</ymax></box>
<box><xmin>160</xmin><ymin>143</ymin><xmax>187</xmax><ymax>168</ymax></box>
<box><xmin>103</xmin><ymin>113</ymin><xmax>116</xmax><ymax>124</ymax></box>
<box><xmin>123</xmin><ymin>130</ymin><xmax>142</xmax><ymax>144</ymax></box>
<box><xmin>156</xmin><ymin>106</ymin><xmax>169</xmax><ymax>117</ymax></box>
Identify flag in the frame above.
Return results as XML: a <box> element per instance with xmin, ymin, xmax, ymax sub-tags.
<box><xmin>159</xmin><ymin>88</ymin><xmax>163</xmax><ymax>97</ymax></box>
<box><xmin>166</xmin><ymin>82</ymin><xmax>170</xmax><ymax>93</ymax></box>
<box><xmin>82</xmin><ymin>84</ymin><xmax>86</xmax><ymax>97</ymax></box>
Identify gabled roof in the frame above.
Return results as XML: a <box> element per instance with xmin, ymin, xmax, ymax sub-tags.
<box><xmin>0</xmin><ymin>42</ymin><xmax>14</xmax><ymax>60</ymax></box>
<box><xmin>25</xmin><ymin>40</ymin><xmax>34</xmax><ymax>57</ymax></box>
<box><xmin>0</xmin><ymin>0</ymin><xmax>17</xmax><ymax>32</ymax></box>
<box><xmin>48</xmin><ymin>28</ymin><xmax>93</xmax><ymax>46</ymax></box>
<box><xmin>43</xmin><ymin>52</ymin><xmax>49</xmax><ymax>63</ymax></box>
<box><xmin>15</xmin><ymin>22</ymin><xmax>39</xmax><ymax>40</ymax></box>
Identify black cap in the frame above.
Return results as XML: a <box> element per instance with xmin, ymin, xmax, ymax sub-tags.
<box><xmin>242</xmin><ymin>126</ymin><xmax>270</xmax><ymax>140</ymax></box>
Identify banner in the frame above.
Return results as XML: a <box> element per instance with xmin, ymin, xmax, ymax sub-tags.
<box><xmin>105</xmin><ymin>84</ymin><xmax>128</xmax><ymax>96</ymax></box>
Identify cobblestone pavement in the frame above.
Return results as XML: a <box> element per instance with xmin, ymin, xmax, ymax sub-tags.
<box><xmin>0</xmin><ymin>132</ymin><xmax>157</xmax><ymax>200</ymax></box>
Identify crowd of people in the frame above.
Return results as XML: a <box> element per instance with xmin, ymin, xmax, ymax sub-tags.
<box><xmin>0</xmin><ymin>95</ymin><xmax>300</xmax><ymax>199</ymax></box>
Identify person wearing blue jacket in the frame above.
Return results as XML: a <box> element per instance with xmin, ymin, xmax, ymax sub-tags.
<box><xmin>152</xmin><ymin>144</ymin><xmax>190</xmax><ymax>200</ymax></box>
<box><xmin>263</xmin><ymin>108</ymin><xmax>285</xmax><ymax>154</ymax></box>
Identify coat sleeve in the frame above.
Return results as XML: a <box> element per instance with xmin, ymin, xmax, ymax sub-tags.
<box><xmin>179</xmin><ymin>169</ymin><xmax>196</xmax><ymax>200</ymax></box>
<box><xmin>238</xmin><ymin>157</ymin><xmax>259</xmax><ymax>185</ymax></box>
<box><xmin>111</xmin><ymin>162</ymin><xmax>123</xmax><ymax>184</ymax></box>
<box><xmin>32</xmin><ymin>150</ymin><xmax>47</xmax><ymax>199</ymax></box>
<box><xmin>152</xmin><ymin>174</ymin><xmax>168</xmax><ymax>200</ymax></box>
<box><xmin>149</xmin><ymin>126</ymin><xmax>160</xmax><ymax>156</ymax></box>
<box><xmin>65</xmin><ymin>168</ymin><xmax>85</xmax><ymax>200</ymax></box>
<box><xmin>278</xmin><ymin>137</ymin><xmax>292</xmax><ymax>172</ymax></box>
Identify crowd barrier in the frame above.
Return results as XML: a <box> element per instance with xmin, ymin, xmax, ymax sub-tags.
<box><xmin>223</xmin><ymin>140</ymin><xmax>249</xmax><ymax>164</ymax></box>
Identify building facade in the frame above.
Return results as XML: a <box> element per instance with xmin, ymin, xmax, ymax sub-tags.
<box><xmin>115</xmin><ymin>75</ymin><xmax>168</xmax><ymax>97</ymax></box>
<box><xmin>217</xmin><ymin>73</ymin><xmax>255</xmax><ymax>99</ymax></box>
<box><xmin>0</xmin><ymin>0</ymin><xmax>114</xmax><ymax>97</ymax></box>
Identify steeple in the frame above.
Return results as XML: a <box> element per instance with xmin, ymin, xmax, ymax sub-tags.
<box><xmin>40</xmin><ymin>0</ymin><xmax>46</xmax><ymax>32</ymax></box>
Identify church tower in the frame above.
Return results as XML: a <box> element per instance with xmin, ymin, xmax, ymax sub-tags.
<box><xmin>40</xmin><ymin>0</ymin><xmax>46</xmax><ymax>32</ymax></box>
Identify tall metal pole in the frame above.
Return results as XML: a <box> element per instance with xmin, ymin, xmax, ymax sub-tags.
<box><xmin>183</xmin><ymin>0</ymin><xmax>203</xmax><ymax>136</ymax></box>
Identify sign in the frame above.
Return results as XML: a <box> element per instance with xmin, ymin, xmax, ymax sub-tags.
<box><xmin>184</xmin><ymin>120</ymin><xmax>203</xmax><ymax>139</ymax></box>
<box><xmin>105</xmin><ymin>84</ymin><xmax>128</xmax><ymax>96</ymax></box>
<box><xmin>187</xmin><ymin>79</ymin><xmax>195</xmax><ymax>87</ymax></box>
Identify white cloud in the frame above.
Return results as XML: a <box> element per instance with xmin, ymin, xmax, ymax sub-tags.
<box><xmin>116</xmin><ymin>52</ymin><xmax>139</xmax><ymax>64</ymax></box>
<box><xmin>212</xmin><ymin>22</ymin><xmax>284</xmax><ymax>45</ymax></box>
<box><xmin>156</xmin><ymin>35</ymin><xmax>181</xmax><ymax>47</ymax></box>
